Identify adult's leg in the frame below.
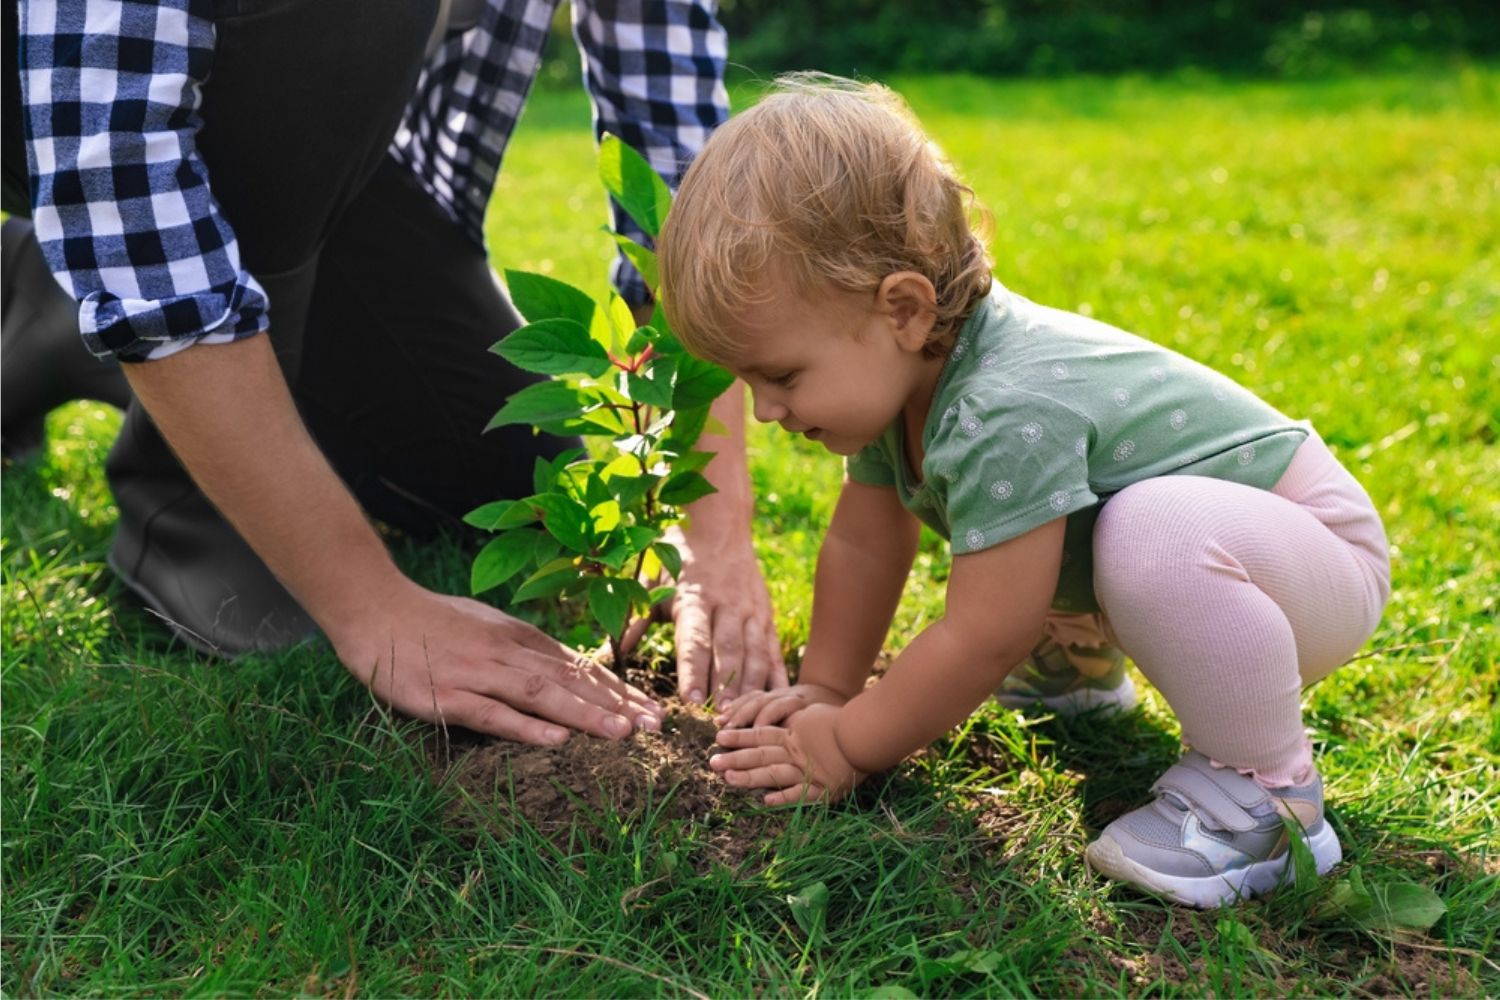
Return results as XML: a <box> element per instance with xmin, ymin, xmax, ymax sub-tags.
<box><xmin>103</xmin><ymin>0</ymin><xmax>437</xmax><ymax>654</ymax></box>
<box><xmin>0</xmin><ymin>2</ymin><xmax>129</xmax><ymax>456</ymax></box>
<box><xmin>295</xmin><ymin>156</ymin><xmax>575</xmax><ymax>534</ymax></box>
<box><xmin>1093</xmin><ymin>441</ymin><xmax>1389</xmax><ymax>786</ymax></box>
<box><xmin>1</xmin><ymin>219</ymin><xmax>132</xmax><ymax>457</ymax></box>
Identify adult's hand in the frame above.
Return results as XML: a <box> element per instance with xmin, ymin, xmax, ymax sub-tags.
<box><xmin>123</xmin><ymin>336</ymin><xmax>662</xmax><ymax>745</ymax></box>
<box><xmin>668</xmin><ymin>519</ymin><xmax>788</xmax><ymax>704</ymax></box>
<box><xmin>330</xmin><ymin>581</ymin><xmax>662</xmax><ymax>744</ymax></box>
<box><xmin>621</xmin><ymin>381</ymin><xmax>787</xmax><ymax>704</ymax></box>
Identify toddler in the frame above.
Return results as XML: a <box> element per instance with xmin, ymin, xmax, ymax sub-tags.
<box><xmin>657</xmin><ymin>74</ymin><xmax>1390</xmax><ymax>907</ymax></box>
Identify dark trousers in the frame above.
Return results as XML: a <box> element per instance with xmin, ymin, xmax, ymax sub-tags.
<box><xmin>4</xmin><ymin>0</ymin><xmax>570</xmax><ymax>649</ymax></box>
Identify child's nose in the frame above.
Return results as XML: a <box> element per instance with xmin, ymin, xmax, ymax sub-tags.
<box><xmin>751</xmin><ymin>390</ymin><xmax>787</xmax><ymax>424</ymax></box>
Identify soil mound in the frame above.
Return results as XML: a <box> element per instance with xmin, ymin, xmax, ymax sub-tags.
<box><xmin>437</xmin><ymin>695</ymin><xmax>784</xmax><ymax>869</ymax></box>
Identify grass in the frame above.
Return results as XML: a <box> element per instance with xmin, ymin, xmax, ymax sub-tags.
<box><xmin>4</xmin><ymin>67</ymin><xmax>1498</xmax><ymax>995</ymax></box>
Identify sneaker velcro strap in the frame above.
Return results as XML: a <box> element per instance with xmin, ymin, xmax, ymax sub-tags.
<box><xmin>1150</xmin><ymin>753</ymin><xmax>1269</xmax><ymax>833</ymax></box>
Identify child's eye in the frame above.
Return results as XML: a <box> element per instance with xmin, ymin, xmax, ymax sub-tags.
<box><xmin>767</xmin><ymin>371</ymin><xmax>798</xmax><ymax>388</ymax></box>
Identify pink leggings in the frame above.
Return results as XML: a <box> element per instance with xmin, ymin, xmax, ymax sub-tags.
<box><xmin>1088</xmin><ymin>433</ymin><xmax>1390</xmax><ymax>786</ymax></box>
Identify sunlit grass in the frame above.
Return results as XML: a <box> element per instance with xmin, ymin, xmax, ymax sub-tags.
<box><xmin>3</xmin><ymin>68</ymin><xmax>1497</xmax><ymax>995</ymax></box>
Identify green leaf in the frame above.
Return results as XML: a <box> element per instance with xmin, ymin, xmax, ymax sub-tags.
<box><xmin>532</xmin><ymin>456</ymin><xmax>553</xmax><ymax>496</ymax></box>
<box><xmin>623</xmin><ymin>525</ymin><xmax>662</xmax><ymax>554</ymax></box>
<box><xmin>658</xmin><ymin>470</ymin><xmax>716</xmax><ymax>506</ymax></box>
<box><xmin>1368</xmin><ymin>882</ymin><xmax>1446</xmax><ymax>932</ymax></box>
<box><xmin>1283</xmin><ymin>815</ymin><xmax>1319</xmax><ymax>892</ymax></box>
<box><xmin>590</xmin><ymin>498</ymin><xmax>621</xmax><ymax>533</ymax></box>
<box><xmin>470</xmin><ymin>530</ymin><xmax>541</xmax><ymax>594</ymax></box>
<box><xmin>607</xmin><ymin>471</ymin><xmax>658</xmax><ymax>508</ymax></box>
<box><xmin>860</xmin><ymin>987</ymin><xmax>919</xmax><ymax>999</ymax></box>
<box><xmin>579</xmin><ymin>405</ymin><xmax>630</xmax><ymax>436</ymax></box>
<box><xmin>587</xmin><ymin>577</ymin><xmax>631</xmax><ymax>639</ymax></box>
<box><xmin>530</xmin><ymin>494</ymin><xmax>595</xmax><ymax>553</ymax></box>
<box><xmin>651</xmin><ymin>541</ymin><xmax>682</xmax><ymax>579</ymax></box>
<box><xmin>486</xmin><ymin>381</ymin><xmax>591</xmax><ymax>431</ymax></box>
<box><xmin>511</xmin><ymin>557</ymin><xmax>579</xmax><ymax>602</ymax></box>
<box><xmin>530</xmin><ymin>532</ymin><xmax>562</xmax><ymax>567</ymax></box>
<box><xmin>1328</xmin><ymin>876</ymin><xmax>1447</xmax><ymax>933</ymax></box>
<box><xmin>612</xmin><ymin>234</ymin><xmax>660</xmax><ymax>291</ymax></box>
<box><xmin>626</xmin><ymin>353</ymin><xmax>678</xmax><ymax>409</ymax></box>
<box><xmin>491</xmin><ymin>318</ymin><xmax>613</xmax><ymax>378</ymax></box>
<box><xmin>607</xmin><ymin>292</ymin><xmax>636</xmax><ymax>346</ymax></box>
<box><xmin>504</xmin><ymin>270</ymin><xmax>597</xmax><ymax>328</ymax></box>
<box><xmin>672</xmin><ymin>354</ymin><xmax>735</xmax><ymax>410</ymax></box>
<box><xmin>626</xmin><ymin>325</ymin><xmax>656</xmax><ymax>355</ymax></box>
<box><xmin>1216</xmin><ymin>918</ymin><xmax>1260</xmax><ymax>952</ymax></box>
<box><xmin>599</xmin><ymin>133</ymin><xmax>673</xmax><ymax>239</ymax></box>
<box><xmin>665</xmin><ymin>403</ymin><xmax>710</xmax><ymax>451</ymax></box>
<box><xmin>512</xmin><ymin>570</ymin><xmax>574</xmax><ymax>603</ymax></box>
<box><xmin>661</xmin><ymin>448</ymin><xmax>716</xmax><ymax>476</ymax></box>
<box><xmin>787</xmin><ymin>881</ymin><xmax>829</xmax><ymax>940</ymax></box>
<box><xmin>463</xmin><ymin>499</ymin><xmax>516</xmax><ymax>531</ymax></box>
<box><xmin>647</xmin><ymin>585</ymin><xmax>676</xmax><ymax>607</ymax></box>
<box><xmin>601</xmin><ymin>453</ymin><xmax>643</xmax><ymax>480</ymax></box>
<box><xmin>649</xmin><ymin>302</ymin><xmax>678</xmax><ymax>346</ymax></box>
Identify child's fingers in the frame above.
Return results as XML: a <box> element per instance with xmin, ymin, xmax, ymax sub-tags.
<box><xmin>722</xmin><ymin>762</ymin><xmax>806</xmax><ymax>789</ymax></box>
<box><xmin>714</xmin><ymin>691</ymin><xmax>769</xmax><ymax>727</ymax></box>
<box><xmin>714</xmin><ymin>724</ymin><xmax>787</xmax><ymax>749</ymax></box>
<box><xmin>765</xmin><ymin>783</ymin><xmax>827</xmax><ymax>807</ymax></box>
<box><xmin>753</xmin><ymin>698</ymin><xmax>802</xmax><ymax>728</ymax></box>
<box><xmin>709</xmin><ymin>743</ymin><xmax>789</xmax><ymax>772</ymax></box>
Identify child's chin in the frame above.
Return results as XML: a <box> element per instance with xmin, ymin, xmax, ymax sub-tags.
<box><xmin>819</xmin><ymin>438</ymin><xmax>862</xmax><ymax>456</ymax></box>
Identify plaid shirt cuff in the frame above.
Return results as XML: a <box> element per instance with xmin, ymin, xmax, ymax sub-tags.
<box><xmin>21</xmin><ymin>0</ymin><xmax>270</xmax><ymax>362</ymax></box>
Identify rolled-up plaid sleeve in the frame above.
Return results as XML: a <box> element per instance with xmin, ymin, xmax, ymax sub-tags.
<box><xmin>19</xmin><ymin>0</ymin><xmax>268</xmax><ymax>362</ymax></box>
<box><xmin>571</xmin><ymin>0</ymin><xmax>728</xmax><ymax>308</ymax></box>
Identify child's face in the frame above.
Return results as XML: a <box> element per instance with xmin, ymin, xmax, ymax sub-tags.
<box><xmin>725</xmin><ymin>279</ymin><xmax>938</xmax><ymax>456</ymax></box>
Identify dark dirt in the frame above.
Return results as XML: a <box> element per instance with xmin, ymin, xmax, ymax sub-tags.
<box><xmin>431</xmin><ymin>673</ymin><xmax>786</xmax><ymax>869</ymax></box>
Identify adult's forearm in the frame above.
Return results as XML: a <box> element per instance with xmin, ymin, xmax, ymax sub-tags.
<box><xmin>121</xmin><ymin>335</ymin><xmax>403</xmax><ymax>635</ymax></box>
<box><xmin>681</xmin><ymin>381</ymin><xmax>753</xmax><ymax>536</ymax></box>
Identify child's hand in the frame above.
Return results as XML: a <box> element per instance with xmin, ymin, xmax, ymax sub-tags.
<box><xmin>715</xmin><ymin>682</ymin><xmax>849</xmax><ymax>729</ymax></box>
<box><xmin>710</xmin><ymin>704</ymin><xmax>864</xmax><ymax>805</ymax></box>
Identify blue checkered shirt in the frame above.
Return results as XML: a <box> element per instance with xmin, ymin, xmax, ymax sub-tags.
<box><xmin>18</xmin><ymin>0</ymin><xmax>729</xmax><ymax>362</ymax></box>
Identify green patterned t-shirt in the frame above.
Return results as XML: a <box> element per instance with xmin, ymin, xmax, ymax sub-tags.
<box><xmin>846</xmin><ymin>285</ymin><xmax>1310</xmax><ymax>611</ymax></box>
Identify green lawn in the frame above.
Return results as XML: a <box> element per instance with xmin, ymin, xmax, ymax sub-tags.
<box><xmin>4</xmin><ymin>68</ymin><xmax>1497</xmax><ymax>996</ymax></box>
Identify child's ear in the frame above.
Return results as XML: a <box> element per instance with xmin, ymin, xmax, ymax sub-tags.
<box><xmin>877</xmin><ymin>272</ymin><xmax>937</xmax><ymax>352</ymax></box>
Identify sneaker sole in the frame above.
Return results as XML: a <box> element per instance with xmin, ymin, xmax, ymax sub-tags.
<box><xmin>1084</xmin><ymin>821</ymin><xmax>1342</xmax><ymax>908</ymax></box>
<box><xmin>995</xmin><ymin>676</ymin><xmax>1139</xmax><ymax>715</ymax></box>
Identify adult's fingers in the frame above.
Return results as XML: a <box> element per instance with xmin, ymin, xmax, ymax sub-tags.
<box><xmin>618</xmin><ymin>614</ymin><xmax>652</xmax><ymax>656</ymax></box>
<box><xmin>673</xmin><ymin>593</ymin><xmax>714</xmax><ymax>704</ymax></box>
<box><xmin>509</xmin><ymin>641</ymin><xmax>662</xmax><ymax>725</ymax></box>
<box><xmin>735</xmin><ymin>617</ymin><xmax>772</xmax><ymax>699</ymax></box>
<box><xmin>439</xmin><ymin>690</ymin><xmax>572</xmax><ymax>746</ymax></box>
<box><xmin>767</xmin><ymin>640</ymin><xmax>790</xmax><ymax>690</ymax></box>
<box><xmin>709</xmin><ymin>610</ymin><xmax>746</xmax><ymax>702</ymax></box>
<box><xmin>478</xmin><ymin>669</ymin><xmax>639</xmax><ymax>740</ymax></box>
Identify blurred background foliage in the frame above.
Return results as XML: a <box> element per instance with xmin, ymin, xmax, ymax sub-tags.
<box><xmin>540</xmin><ymin>0</ymin><xmax>1497</xmax><ymax>86</ymax></box>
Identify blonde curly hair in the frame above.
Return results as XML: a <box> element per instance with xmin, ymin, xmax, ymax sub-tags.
<box><xmin>658</xmin><ymin>72</ymin><xmax>993</xmax><ymax>365</ymax></box>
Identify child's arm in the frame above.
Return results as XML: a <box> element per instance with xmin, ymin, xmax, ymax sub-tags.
<box><xmin>715</xmin><ymin>517</ymin><xmax>1065</xmax><ymax>804</ymax></box>
<box><xmin>715</xmin><ymin>478</ymin><xmax>920</xmax><ymax>729</ymax></box>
